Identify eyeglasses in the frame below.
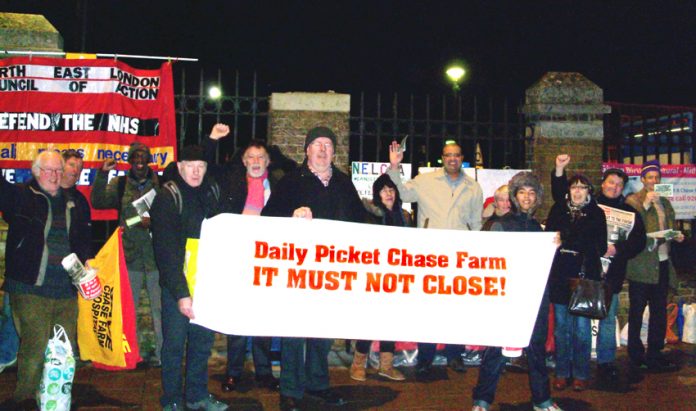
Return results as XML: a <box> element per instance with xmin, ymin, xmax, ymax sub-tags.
<box><xmin>39</xmin><ymin>167</ymin><xmax>63</xmax><ymax>176</ymax></box>
<box><xmin>310</xmin><ymin>141</ymin><xmax>334</xmax><ymax>150</ymax></box>
<box><xmin>570</xmin><ymin>185</ymin><xmax>589</xmax><ymax>190</ymax></box>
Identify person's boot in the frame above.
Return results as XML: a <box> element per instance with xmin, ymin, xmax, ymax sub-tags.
<box><xmin>378</xmin><ymin>352</ymin><xmax>405</xmax><ymax>381</ymax></box>
<box><xmin>350</xmin><ymin>351</ymin><xmax>367</xmax><ymax>381</ymax></box>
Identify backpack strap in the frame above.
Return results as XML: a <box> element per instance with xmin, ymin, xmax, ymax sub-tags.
<box><xmin>210</xmin><ymin>182</ymin><xmax>220</xmax><ymax>202</ymax></box>
<box><xmin>162</xmin><ymin>181</ymin><xmax>183</xmax><ymax>214</ymax></box>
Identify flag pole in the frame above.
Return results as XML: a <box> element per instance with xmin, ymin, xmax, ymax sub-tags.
<box><xmin>1</xmin><ymin>50</ymin><xmax>198</xmax><ymax>62</ymax></box>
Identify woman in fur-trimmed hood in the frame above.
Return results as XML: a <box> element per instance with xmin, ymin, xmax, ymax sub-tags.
<box><xmin>472</xmin><ymin>171</ymin><xmax>565</xmax><ymax>411</ymax></box>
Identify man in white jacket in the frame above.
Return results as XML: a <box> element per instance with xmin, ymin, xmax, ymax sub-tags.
<box><xmin>387</xmin><ymin>140</ymin><xmax>483</xmax><ymax>378</ymax></box>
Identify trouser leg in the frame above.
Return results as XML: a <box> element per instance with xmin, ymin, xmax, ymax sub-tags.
<box><xmin>305</xmin><ymin>338</ymin><xmax>331</xmax><ymax>392</ymax></box>
<box><xmin>528</xmin><ymin>298</ymin><xmax>552</xmax><ymax>406</ymax></box>
<box><xmin>11</xmin><ymin>293</ymin><xmax>55</xmax><ymax>401</ymax></box>
<box><xmin>472</xmin><ymin>347</ymin><xmax>506</xmax><ymax>406</ymax></box>
<box><xmin>145</xmin><ymin>270</ymin><xmax>164</xmax><ymax>362</ymax></box>
<box><xmin>184</xmin><ymin>323</ymin><xmax>215</xmax><ymax>403</ymax></box>
<box><xmin>226</xmin><ymin>335</ymin><xmax>247</xmax><ymax>378</ymax></box>
<box><xmin>646</xmin><ymin>261</ymin><xmax>669</xmax><ymax>360</ymax></box>
<box><xmin>251</xmin><ymin>336</ymin><xmax>273</xmax><ymax>377</ymax></box>
<box><xmin>417</xmin><ymin>342</ymin><xmax>436</xmax><ymax>366</ymax></box>
<box><xmin>159</xmin><ymin>289</ymin><xmax>187</xmax><ymax>407</ymax></box>
<box><xmin>628</xmin><ymin>280</ymin><xmax>650</xmax><ymax>364</ymax></box>
<box><xmin>0</xmin><ymin>293</ymin><xmax>19</xmax><ymax>364</ymax></box>
<box><xmin>596</xmin><ymin>293</ymin><xmax>619</xmax><ymax>364</ymax></box>
<box><xmin>553</xmin><ymin>304</ymin><xmax>571</xmax><ymax>378</ymax></box>
<box><xmin>280</xmin><ymin>337</ymin><xmax>306</xmax><ymax>399</ymax></box>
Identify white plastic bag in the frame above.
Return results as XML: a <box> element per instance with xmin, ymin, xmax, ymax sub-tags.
<box><xmin>620</xmin><ymin>306</ymin><xmax>649</xmax><ymax>346</ymax></box>
<box><xmin>590</xmin><ymin>317</ymin><xmax>620</xmax><ymax>359</ymax></box>
<box><xmin>38</xmin><ymin>325</ymin><xmax>76</xmax><ymax>411</ymax></box>
<box><xmin>682</xmin><ymin>304</ymin><xmax>696</xmax><ymax>344</ymax></box>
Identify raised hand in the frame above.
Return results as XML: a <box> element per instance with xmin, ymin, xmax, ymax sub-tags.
<box><xmin>389</xmin><ymin>141</ymin><xmax>404</xmax><ymax>168</ymax></box>
<box><xmin>210</xmin><ymin>123</ymin><xmax>230</xmax><ymax>140</ymax></box>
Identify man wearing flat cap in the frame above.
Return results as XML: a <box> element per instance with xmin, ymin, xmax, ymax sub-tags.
<box><xmin>91</xmin><ymin>141</ymin><xmax>163</xmax><ymax>367</ymax></box>
<box><xmin>150</xmin><ymin>137</ymin><xmax>227</xmax><ymax>410</ymax></box>
<box><xmin>263</xmin><ymin>126</ymin><xmax>365</xmax><ymax>411</ymax></box>
<box><xmin>625</xmin><ymin>159</ymin><xmax>684</xmax><ymax>374</ymax></box>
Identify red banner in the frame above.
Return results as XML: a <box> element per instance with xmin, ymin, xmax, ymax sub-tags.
<box><xmin>0</xmin><ymin>57</ymin><xmax>177</xmax><ymax>219</ymax></box>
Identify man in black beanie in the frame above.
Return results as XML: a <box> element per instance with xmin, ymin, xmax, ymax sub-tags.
<box><xmin>263</xmin><ymin>126</ymin><xmax>365</xmax><ymax>411</ymax></box>
<box><xmin>150</xmin><ymin>126</ymin><xmax>226</xmax><ymax>410</ymax></box>
<box><xmin>91</xmin><ymin>141</ymin><xmax>164</xmax><ymax>367</ymax></box>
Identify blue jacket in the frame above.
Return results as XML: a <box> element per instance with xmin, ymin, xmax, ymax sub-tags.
<box><xmin>1</xmin><ymin>177</ymin><xmax>92</xmax><ymax>287</ymax></box>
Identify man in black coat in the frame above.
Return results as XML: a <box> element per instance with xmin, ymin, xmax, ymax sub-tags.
<box><xmin>150</xmin><ymin>144</ymin><xmax>228</xmax><ymax>411</ymax></box>
<box><xmin>262</xmin><ymin>126</ymin><xmax>365</xmax><ymax>411</ymax></box>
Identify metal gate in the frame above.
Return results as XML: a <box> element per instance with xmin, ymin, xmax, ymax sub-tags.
<box><xmin>604</xmin><ymin>102</ymin><xmax>695</xmax><ymax>165</ymax></box>
<box><xmin>349</xmin><ymin>92</ymin><xmax>527</xmax><ymax>173</ymax></box>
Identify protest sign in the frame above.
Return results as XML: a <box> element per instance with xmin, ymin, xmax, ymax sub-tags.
<box><xmin>191</xmin><ymin>214</ymin><xmax>557</xmax><ymax>348</ymax></box>
<box><xmin>0</xmin><ymin>57</ymin><xmax>176</xmax><ymax>220</ymax></box>
<box><xmin>351</xmin><ymin>161</ymin><xmax>412</xmax><ymax>210</ymax></box>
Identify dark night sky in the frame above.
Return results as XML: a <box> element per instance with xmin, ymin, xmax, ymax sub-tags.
<box><xmin>4</xmin><ymin>1</ymin><xmax>696</xmax><ymax>105</ymax></box>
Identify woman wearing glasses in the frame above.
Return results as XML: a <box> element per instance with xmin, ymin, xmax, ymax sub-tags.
<box><xmin>545</xmin><ymin>155</ymin><xmax>607</xmax><ymax>392</ymax></box>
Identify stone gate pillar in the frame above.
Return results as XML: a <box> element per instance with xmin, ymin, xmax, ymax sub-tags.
<box><xmin>0</xmin><ymin>13</ymin><xmax>63</xmax><ymax>53</ymax></box>
<box><xmin>522</xmin><ymin>72</ymin><xmax>611</xmax><ymax>218</ymax></box>
<box><xmin>268</xmin><ymin>92</ymin><xmax>351</xmax><ymax>172</ymax></box>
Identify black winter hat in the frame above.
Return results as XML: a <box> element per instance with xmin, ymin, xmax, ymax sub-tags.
<box><xmin>179</xmin><ymin>145</ymin><xmax>205</xmax><ymax>162</ymax></box>
<box><xmin>304</xmin><ymin>126</ymin><xmax>337</xmax><ymax>150</ymax></box>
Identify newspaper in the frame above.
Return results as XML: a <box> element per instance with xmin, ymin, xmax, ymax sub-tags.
<box><xmin>598</xmin><ymin>204</ymin><xmax>635</xmax><ymax>244</ymax></box>
<box><xmin>126</xmin><ymin>188</ymin><xmax>157</xmax><ymax>227</ymax></box>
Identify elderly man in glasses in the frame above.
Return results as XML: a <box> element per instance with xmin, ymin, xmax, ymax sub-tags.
<box><xmin>0</xmin><ymin>150</ymin><xmax>93</xmax><ymax>409</ymax></box>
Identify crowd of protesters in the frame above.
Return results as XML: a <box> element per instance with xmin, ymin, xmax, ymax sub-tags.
<box><xmin>0</xmin><ymin>124</ymin><xmax>686</xmax><ymax>411</ymax></box>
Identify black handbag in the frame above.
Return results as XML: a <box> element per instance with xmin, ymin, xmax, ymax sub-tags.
<box><xmin>568</xmin><ymin>256</ymin><xmax>612</xmax><ymax>320</ymax></box>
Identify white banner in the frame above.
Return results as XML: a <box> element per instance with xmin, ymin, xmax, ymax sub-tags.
<box><xmin>191</xmin><ymin>214</ymin><xmax>557</xmax><ymax>347</ymax></box>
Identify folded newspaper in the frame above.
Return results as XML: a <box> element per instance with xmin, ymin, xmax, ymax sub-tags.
<box><xmin>126</xmin><ymin>188</ymin><xmax>157</xmax><ymax>227</ymax></box>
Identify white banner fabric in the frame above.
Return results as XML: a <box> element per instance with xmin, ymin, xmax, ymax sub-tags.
<box><xmin>191</xmin><ymin>213</ymin><xmax>557</xmax><ymax>347</ymax></box>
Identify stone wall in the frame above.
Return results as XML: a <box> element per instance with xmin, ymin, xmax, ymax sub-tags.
<box><xmin>268</xmin><ymin>92</ymin><xmax>351</xmax><ymax>172</ymax></box>
<box><xmin>522</xmin><ymin>72</ymin><xmax>611</xmax><ymax>218</ymax></box>
<box><xmin>0</xmin><ymin>13</ymin><xmax>63</xmax><ymax>52</ymax></box>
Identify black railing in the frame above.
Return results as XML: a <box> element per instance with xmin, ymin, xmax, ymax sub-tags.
<box><xmin>604</xmin><ymin>102</ymin><xmax>696</xmax><ymax>165</ymax></box>
<box><xmin>349</xmin><ymin>92</ymin><xmax>526</xmax><ymax>174</ymax></box>
<box><xmin>173</xmin><ymin>67</ymin><xmax>269</xmax><ymax>162</ymax></box>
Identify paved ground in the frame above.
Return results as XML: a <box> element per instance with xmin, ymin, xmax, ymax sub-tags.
<box><xmin>1</xmin><ymin>344</ymin><xmax>696</xmax><ymax>410</ymax></box>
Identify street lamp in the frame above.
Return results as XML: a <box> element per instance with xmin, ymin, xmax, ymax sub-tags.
<box><xmin>208</xmin><ymin>85</ymin><xmax>222</xmax><ymax>100</ymax></box>
<box><xmin>445</xmin><ymin>65</ymin><xmax>466</xmax><ymax>93</ymax></box>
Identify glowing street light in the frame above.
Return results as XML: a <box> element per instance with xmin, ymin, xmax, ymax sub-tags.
<box><xmin>208</xmin><ymin>85</ymin><xmax>222</xmax><ymax>100</ymax></box>
<box><xmin>445</xmin><ymin>65</ymin><xmax>466</xmax><ymax>92</ymax></box>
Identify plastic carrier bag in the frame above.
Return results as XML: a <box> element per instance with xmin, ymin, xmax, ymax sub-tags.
<box><xmin>683</xmin><ymin>303</ymin><xmax>696</xmax><ymax>344</ymax></box>
<box><xmin>38</xmin><ymin>325</ymin><xmax>76</xmax><ymax>411</ymax></box>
